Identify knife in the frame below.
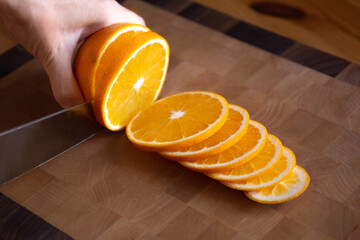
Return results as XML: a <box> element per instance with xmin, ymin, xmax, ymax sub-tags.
<box><xmin>0</xmin><ymin>101</ymin><xmax>103</xmax><ymax>186</ymax></box>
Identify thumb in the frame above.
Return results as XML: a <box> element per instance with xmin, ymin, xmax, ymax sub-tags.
<box><xmin>43</xmin><ymin>44</ymin><xmax>84</xmax><ymax>108</ymax></box>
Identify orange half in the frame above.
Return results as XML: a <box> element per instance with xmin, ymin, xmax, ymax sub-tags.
<box><xmin>74</xmin><ymin>23</ymin><xmax>150</xmax><ymax>100</ymax></box>
<box><xmin>93</xmin><ymin>30</ymin><xmax>170</xmax><ymax>131</ymax></box>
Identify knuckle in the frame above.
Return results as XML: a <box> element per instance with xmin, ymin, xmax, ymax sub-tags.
<box><xmin>136</xmin><ymin>15</ymin><xmax>146</xmax><ymax>26</ymax></box>
<box><xmin>37</xmin><ymin>47</ymin><xmax>57</xmax><ymax>68</ymax></box>
<box><xmin>129</xmin><ymin>12</ymin><xmax>145</xmax><ymax>25</ymax></box>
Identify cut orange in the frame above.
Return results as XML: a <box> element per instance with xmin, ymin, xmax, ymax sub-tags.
<box><xmin>222</xmin><ymin>147</ymin><xmax>296</xmax><ymax>191</ymax></box>
<box><xmin>160</xmin><ymin>104</ymin><xmax>249</xmax><ymax>161</ymax></box>
<box><xmin>208</xmin><ymin>134</ymin><xmax>282</xmax><ymax>181</ymax></box>
<box><xmin>93</xmin><ymin>30</ymin><xmax>170</xmax><ymax>131</ymax></box>
<box><xmin>74</xmin><ymin>23</ymin><xmax>150</xmax><ymax>101</ymax></box>
<box><xmin>126</xmin><ymin>91</ymin><xmax>229</xmax><ymax>151</ymax></box>
<box><xmin>179</xmin><ymin>120</ymin><xmax>268</xmax><ymax>172</ymax></box>
<box><xmin>245</xmin><ymin>165</ymin><xmax>310</xmax><ymax>204</ymax></box>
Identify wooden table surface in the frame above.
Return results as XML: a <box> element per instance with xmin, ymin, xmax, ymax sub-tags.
<box><xmin>193</xmin><ymin>0</ymin><xmax>360</xmax><ymax>64</ymax></box>
<box><xmin>1</xmin><ymin>0</ymin><xmax>360</xmax><ymax>239</ymax></box>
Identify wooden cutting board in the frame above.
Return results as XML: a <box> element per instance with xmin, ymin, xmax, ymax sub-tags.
<box><xmin>1</xmin><ymin>0</ymin><xmax>360</xmax><ymax>239</ymax></box>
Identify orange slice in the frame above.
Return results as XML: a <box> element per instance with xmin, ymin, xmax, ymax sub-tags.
<box><xmin>160</xmin><ymin>104</ymin><xmax>249</xmax><ymax>161</ymax></box>
<box><xmin>208</xmin><ymin>134</ymin><xmax>282</xmax><ymax>181</ymax></box>
<box><xmin>93</xmin><ymin>30</ymin><xmax>170</xmax><ymax>131</ymax></box>
<box><xmin>245</xmin><ymin>165</ymin><xmax>310</xmax><ymax>204</ymax></box>
<box><xmin>222</xmin><ymin>147</ymin><xmax>296</xmax><ymax>191</ymax></box>
<box><xmin>74</xmin><ymin>23</ymin><xmax>150</xmax><ymax>101</ymax></box>
<box><xmin>179</xmin><ymin>120</ymin><xmax>268</xmax><ymax>172</ymax></box>
<box><xmin>126</xmin><ymin>91</ymin><xmax>229</xmax><ymax>151</ymax></box>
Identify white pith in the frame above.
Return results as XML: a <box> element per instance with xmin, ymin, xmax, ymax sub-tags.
<box><xmin>127</xmin><ymin>91</ymin><xmax>228</xmax><ymax>145</ymax></box>
<box><xmin>223</xmin><ymin>147</ymin><xmax>295</xmax><ymax>190</ymax></box>
<box><xmin>104</xmin><ymin>38</ymin><xmax>169</xmax><ymax>130</ymax></box>
<box><xmin>179</xmin><ymin>120</ymin><xmax>267</xmax><ymax>169</ymax></box>
<box><xmin>169</xmin><ymin>110</ymin><xmax>185</xmax><ymax>119</ymax></box>
<box><xmin>246</xmin><ymin>166</ymin><xmax>309</xmax><ymax>202</ymax></box>
<box><xmin>208</xmin><ymin>134</ymin><xmax>282</xmax><ymax>181</ymax></box>
<box><xmin>133</xmin><ymin>77</ymin><xmax>145</xmax><ymax>92</ymax></box>
<box><xmin>161</xmin><ymin>105</ymin><xmax>249</xmax><ymax>157</ymax></box>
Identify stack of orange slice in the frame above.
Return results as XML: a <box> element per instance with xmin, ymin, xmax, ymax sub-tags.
<box><xmin>75</xmin><ymin>24</ymin><xmax>309</xmax><ymax>204</ymax></box>
<box><xmin>126</xmin><ymin>91</ymin><xmax>310</xmax><ymax>204</ymax></box>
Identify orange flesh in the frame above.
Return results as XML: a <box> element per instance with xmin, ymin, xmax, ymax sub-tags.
<box><xmin>105</xmin><ymin>42</ymin><xmax>167</xmax><ymax>127</ymax></box>
<box><xmin>232</xmin><ymin>148</ymin><xmax>294</xmax><ymax>186</ymax></box>
<box><xmin>195</xmin><ymin>122</ymin><xmax>264</xmax><ymax>165</ymax></box>
<box><xmin>92</xmin><ymin>31</ymin><xmax>140</xmax><ymax>99</ymax></box>
<box><xmin>74</xmin><ymin>24</ymin><xmax>149</xmax><ymax>101</ymax></box>
<box><xmin>219</xmin><ymin>135</ymin><xmax>281</xmax><ymax>176</ymax></box>
<box><xmin>259</xmin><ymin>169</ymin><xmax>299</xmax><ymax>196</ymax></box>
<box><xmin>130</xmin><ymin>93</ymin><xmax>227</xmax><ymax>142</ymax></box>
<box><xmin>173</xmin><ymin>106</ymin><xmax>246</xmax><ymax>152</ymax></box>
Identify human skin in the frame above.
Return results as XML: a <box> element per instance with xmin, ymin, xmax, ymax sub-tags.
<box><xmin>0</xmin><ymin>0</ymin><xmax>145</xmax><ymax>108</ymax></box>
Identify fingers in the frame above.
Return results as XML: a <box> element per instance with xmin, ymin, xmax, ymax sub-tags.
<box><xmin>40</xmin><ymin>0</ymin><xmax>146</xmax><ymax>108</ymax></box>
<box><xmin>113</xmin><ymin>4</ymin><xmax>146</xmax><ymax>26</ymax></box>
<box><xmin>44</xmin><ymin>0</ymin><xmax>144</xmax><ymax>108</ymax></box>
<box><xmin>103</xmin><ymin>1</ymin><xmax>146</xmax><ymax>26</ymax></box>
<box><xmin>2</xmin><ymin>0</ymin><xmax>146</xmax><ymax>109</ymax></box>
<box><xmin>44</xmin><ymin>44</ymin><xmax>84</xmax><ymax>108</ymax></box>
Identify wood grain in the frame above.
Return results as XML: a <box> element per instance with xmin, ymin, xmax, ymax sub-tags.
<box><xmin>192</xmin><ymin>0</ymin><xmax>360</xmax><ymax>64</ymax></box>
<box><xmin>0</xmin><ymin>193</ymin><xmax>71</xmax><ymax>240</ymax></box>
<box><xmin>281</xmin><ymin>43</ymin><xmax>350</xmax><ymax>77</ymax></box>
<box><xmin>262</xmin><ymin>217</ymin><xmax>310</xmax><ymax>240</ymax></box>
<box><xmin>225</xmin><ymin>20</ymin><xmax>295</xmax><ymax>55</ymax></box>
<box><xmin>0</xmin><ymin>59</ymin><xmax>61</xmax><ymax>131</ymax></box>
<box><xmin>0</xmin><ymin>23</ymin><xmax>16</xmax><ymax>55</ymax></box>
<box><xmin>0</xmin><ymin>45</ymin><xmax>33</xmax><ymax>79</ymax></box>
<box><xmin>1</xmin><ymin>0</ymin><xmax>360</xmax><ymax>239</ymax></box>
<box><xmin>179</xmin><ymin>3</ymin><xmax>238</xmax><ymax>32</ymax></box>
<box><xmin>336</xmin><ymin>63</ymin><xmax>360</xmax><ymax>87</ymax></box>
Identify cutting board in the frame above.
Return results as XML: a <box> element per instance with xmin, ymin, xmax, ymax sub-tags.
<box><xmin>1</xmin><ymin>0</ymin><xmax>360</xmax><ymax>239</ymax></box>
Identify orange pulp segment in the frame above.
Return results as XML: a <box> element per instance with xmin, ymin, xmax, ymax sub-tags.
<box><xmin>179</xmin><ymin>120</ymin><xmax>268</xmax><ymax>172</ymax></box>
<box><xmin>160</xmin><ymin>104</ymin><xmax>249</xmax><ymax>161</ymax></box>
<box><xmin>93</xmin><ymin>31</ymin><xmax>169</xmax><ymax>131</ymax></box>
<box><xmin>74</xmin><ymin>23</ymin><xmax>150</xmax><ymax>100</ymax></box>
<box><xmin>208</xmin><ymin>134</ymin><xmax>282</xmax><ymax>181</ymax></box>
<box><xmin>126</xmin><ymin>91</ymin><xmax>229</xmax><ymax>151</ymax></box>
<box><xmin>245</xmin><ymin>165</ymin><xmax>310</xmax><ymax>204</ymax></box>
<box><xmin>222</xmin><ymin>147</ymin><xmax>296</xmax><ymax>191</ymax></box>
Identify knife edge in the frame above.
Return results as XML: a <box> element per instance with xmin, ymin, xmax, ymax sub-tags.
<box><xmin>0</xmin><ymin>102</ymin><xmax>103</xmax><ymax>186</ymax></box>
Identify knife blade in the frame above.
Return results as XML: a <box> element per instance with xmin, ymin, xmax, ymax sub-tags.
<box><xmin>0</xmin><ymin>101</ymin><xmax>103</xmax><ymax>186</ymax></box>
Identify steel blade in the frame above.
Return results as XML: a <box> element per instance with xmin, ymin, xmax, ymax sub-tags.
<box><xmin>0</xmin><ymin>102</ymin><xmax>103</xmax><ymax>185</ymax></box>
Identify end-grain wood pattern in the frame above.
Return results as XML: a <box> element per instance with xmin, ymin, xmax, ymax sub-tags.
<box><xmin>0</xmin><ymin>193</ymin><xmax>72</xmax><ymax>240</ymax></box>
<box><xmin>0</xmin><ymin>23</ymin><xmax>16</xmax><ymax>55</ymax></box>
<box><xmin>1</xmin><ymin>0</ymin><xmax>360</xmax><ymax>239</ymax></box>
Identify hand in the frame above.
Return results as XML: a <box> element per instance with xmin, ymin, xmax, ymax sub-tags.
<box><xmin>0</xmin><ymin>0</ymin><xmax>145</xmax><ymax>108</ymax></box>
